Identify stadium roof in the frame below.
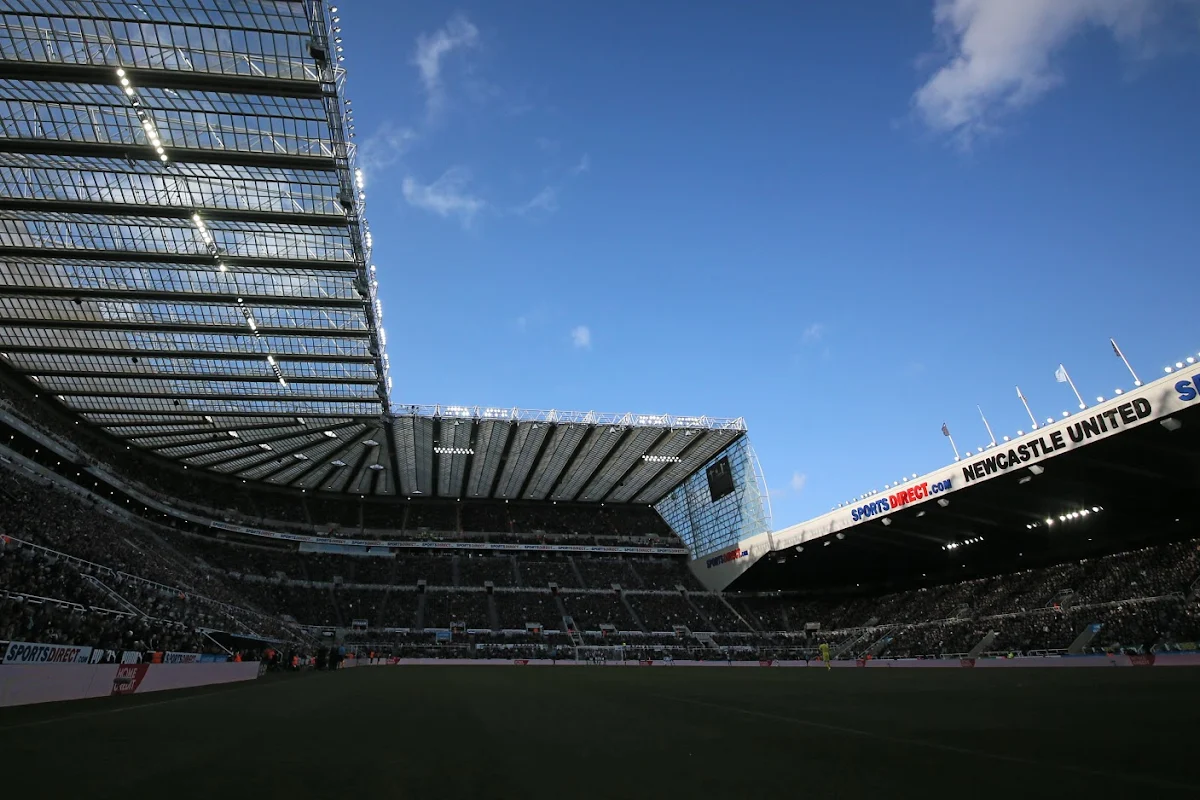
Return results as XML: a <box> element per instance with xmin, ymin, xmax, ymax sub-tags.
<box><xmin>705</xmin><ymin>367</ymin><xmax>1200</xmax><ymax>592</ymax></box>
<box><xmin>0</xmin><ymin>1</ymin><xmax>747</xmax><ymax>503</ymax></box>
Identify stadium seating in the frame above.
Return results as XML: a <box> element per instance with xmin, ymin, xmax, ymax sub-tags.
<box><xmin>4</xmin><ymin>455</ymin><xmax>1200</xmax><ymax>662</ymax></box>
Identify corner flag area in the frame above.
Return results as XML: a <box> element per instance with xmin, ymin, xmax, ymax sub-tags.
<box><xmin>2</xmin><ymin>667</ymin><xmax>1197</xmax><ymax>797</ymax></box>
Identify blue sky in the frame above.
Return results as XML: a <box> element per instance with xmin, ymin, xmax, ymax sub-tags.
<box><xmin>341</xmin><ymin>0</ymin><xmax>1200</xmax><ymax>527</ymax></box>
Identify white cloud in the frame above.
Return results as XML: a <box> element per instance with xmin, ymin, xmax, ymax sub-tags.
<box><xmin>571</xmin><ymin>325</ymin><xmax>591</xmax><ymax>349</ymax></box>
<box><xmin>570</xmin><ymin>153</ymin><xmax>591</xmax><ymax>175</ymax></box>
<box><xmin>516</xmin><ymin>316</ymin><xmax>528</xmax><ymax>331</ymax></box>
<box><xmin>401</xmin><ymin>167</ymin><xmax>485</xmax><ymax>226</ymax></box>
<box><xmin>913</xmin><ymin>0</ymin><xmax>1192</xmax><ymax>144</ymax></box>
<box><xmin>357</xmin><ymin>121</ymin><xmax>417</xmax><ymax>181</ymax></box>
<box><xmin>801</xmin><ymin>322</ymin><xmax>825</xmax><ymax>345</ymax></box>
<box><xmin>770</xmin><ymin>471</ymin><xmax>809</xmax><ymax>499</ymax></box>
<box><xmin>535</xmin><ymin>137</ymin><xmax>560</xmax><ymax>153</ymax></box>
<box><xmin>413</xmin><ymin>14</ymin><xmax>480</xmax><ymax>117</ymax></box>
<box><xmin>515</xmin><ymin>186</ymin><xmax>559</xmax><ymax>216</ymax></box>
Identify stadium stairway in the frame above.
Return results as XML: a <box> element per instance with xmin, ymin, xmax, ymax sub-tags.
<box><xmin>511</xmin><ymin>558</ymin><xmax>524</xmax><ymax>586</ymax></box>
<box><xmin>833</xmin><ymin>625</ymin><xmax>877</xmax><ymax>659</ymax></box>
<box><xmin>719</xmin><ymin>595</ymin><xmax>760</xmax><ymax>633</ymax></box>
<box><xmin>967</xmin><ymin>630</ymin><xmax>998</xmax><ymax>658</ymax></box>
<box><xmin>487</xmin><ymin>595</ymin><xmax>500</xmax><ymax>632</ymax></box>
<box><xmin>553</xmin><ymin>594</ymin><xmax>570</xmax><ymax>625</ymax></box>
<box><xmin>625</xmin><ymin>562</ymin><xmax>646</xmax><ymax>589</ymax></box>
<box><xmin>414</xmin><ymin>594</ymin><xmax>426</xmax><ymax>630</ymax></box>
<box><xmin>863</xmin><ymin>627</ymin><xmax>897</xmax><ymax>658</ymax></box>
<box><xmin>1047</xmin><ymin>589</ymin><xmax>1076</xmax><ymax>610</ymax></box>
<box><xmin>1068</xmin><ymin>623</ymin><xmax>1102</xmax><ymax>654</ymax></box>
<box><xmin>566</xmin><ymin>556</ymin><xmax>588</xmax><ymax>589</ymax></box>
<box><xmin>451</xmin><ymin>557</ymin><xmax>462</xmax><ymax>587</ymax></box>
<box><xmin>330</xmin><ymin>586</ymin><xmax>345</xmax><ymax>628</ymax></box>
<box><xmin>683</xmin><ymin>593</ymin><xmax>717</xmax><ymax>631</ymax></box>
<box><xmin>620</xmin><ymin>592</ymin><xmax>649</xmax><ymax>633</ymax></box>
<box><xmin>83</xmin><ymin>573</ymin><xmax>145</xmax><ymax>617</ymax></box>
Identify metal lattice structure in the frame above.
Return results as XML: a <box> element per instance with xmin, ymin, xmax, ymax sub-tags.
<box><xmin>0</xmin><ymin>1</ymin><xmax>750</xmax><ymax>505</ymax></box>
<box><xmin>0</xmin><ymin>0</ymin><xmax>394</xmax><ymax>489</ymax></box>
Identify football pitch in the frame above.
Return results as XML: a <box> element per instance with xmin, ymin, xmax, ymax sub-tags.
<box><xmin>2</xmin><ymin>666</ymin><xmax>1197</xmax><ymax>798</ymax></box>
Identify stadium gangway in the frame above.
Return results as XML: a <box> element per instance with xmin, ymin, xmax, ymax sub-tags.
<box><xmin>82</xmin><ymin>573</ymin><xmax>147</xmax><ymax>617</ymax></box>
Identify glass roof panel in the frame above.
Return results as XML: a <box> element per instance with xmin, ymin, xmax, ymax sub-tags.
<box><xmin>0</xmin><ymin>153</ymin><xmax>342</xmax><ymax>216</ymax></box>
<box><xmin>0</xmin><ymin>3</ymin><xmax>315</xmax><ymax>80</ymax></box>
<box><xmin>0</xmin><ymin>0</ymin><xmax>386</xmax><ymax>491</ymax></box>
<box><xmin>0</xmin><ymin>258</ymin><xmax>358</xmax><ymax>299</ymax></box>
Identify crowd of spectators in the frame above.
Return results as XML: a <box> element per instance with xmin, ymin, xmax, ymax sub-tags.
<box><xmin>559</xmin><ymin>592</ymin><xmax>634</xmax><ymax>630</ymax></box>
<box><xmin>456</xmin><ymin>554</ymin><xmax>518</xmax><ymax>587</ymax></box>
<box><xmin>689</xmin><ymin>594</ymin><xmax>753</xmax><ymax>632</ymax></box>
<box><xmin>0</xmin><ymin>468</ymin><xmax>299</xmax><ymax>642</ymax></box>
<box><xmin>1</xmin><ymin>540</ymin><xmax>213</xmax><ymax>653</ymax></box>
<box><xmin>573</xmin><ymin>558</ymin><xmax>636</xmax><ymax>589</ymax></box>
<box><xmin>490</xmin><ymin>592</ymin><xmax>563</xmax><ymax>629</ymax></box>
<box><xmin>5</xmin><ymin>425</ymin><xmax>1200</xmax><ymax>661</ymax></box>
<box><xmin>629</xmin><ymin>558</ymin><xmax>693</xmax><ymax>590</ymax></box>
<box><xmin>518</xmin><ymin>557</ymin><xmax>579</xmax><ymax>588</ymax></box>
<box><xmin>423</xmin><ymin>591</ymin><xmax>492</xmax><ymax>629</ymax></box>
<box><xmin>625</xmin><ymin>593</ymin><xmax>708</xmax><ymax>632</ymax></box>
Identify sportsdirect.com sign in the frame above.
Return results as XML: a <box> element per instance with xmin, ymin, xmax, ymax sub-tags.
<box><xmin>706</xmin><ymin>547</ymin><xmax>749</xmax><ymax>569</ymax></box>
<box><xmin>2</xmin><ymin>641</ymin><xmax>93</xmax><ymax>665</ymax></box>
<box><xmin>850</xmin><ymin>479</ymin><xmax>953</xmax><ymax>522</ymax></box>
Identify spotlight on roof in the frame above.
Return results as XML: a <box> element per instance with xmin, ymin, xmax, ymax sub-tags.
<box><xmin>937</xmin><ymin>499</ymin><xmax>949</xmax><ymax>508</ymax></box>
<box><xmin>1029</xmin><ymin>465</ymin><xmax>1044</xmax><ymax>475</ymax></box>
<box><xmin>1161</xmin><ymin>417</ymin><xmax>1182</xmax><ymax>432</ymax></box>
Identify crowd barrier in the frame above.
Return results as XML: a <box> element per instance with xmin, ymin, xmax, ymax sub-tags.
<box><xmin>357</xmin><ymin>653</ymin><xmax>1200</xmax><ymax>668</ymax></box>
<box><xmin>0</xmin><ymin>660</ymin><xmax>262</xmax><ymax>708</ymax></box>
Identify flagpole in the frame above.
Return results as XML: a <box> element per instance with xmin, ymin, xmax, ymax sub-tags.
<box><xmin>1058</xmin><ymin>363</ymin><xmax>1087</xmax><ymax>410</ymax></box>
<box><xmin>977</xmin><ymin>405</ymin><xmax>996</xmax><ymax>447</ymax></box>
<box><xmin>1016</xmin><ymin>386</ymin><xmax>1038</xmax><ymax>430</ymax></box>
<box><xmin>1110</xmin><ymin>338</ymin><xmax>1142</xmax><ymax>387</ymax></box>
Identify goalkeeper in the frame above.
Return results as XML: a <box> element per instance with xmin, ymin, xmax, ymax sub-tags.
<box><xmin>819</xmin><ymin>641</ymin><xmax>831</xmax><ymax>670</ymax></box>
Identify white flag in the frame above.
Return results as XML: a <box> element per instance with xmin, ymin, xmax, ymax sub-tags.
<box><xmin>1055</xmin><ymin>364</ymin><xmax>1068</xmax><ymax>383</ymax></box>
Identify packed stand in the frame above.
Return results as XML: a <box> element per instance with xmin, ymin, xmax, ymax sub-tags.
<box><xmin>573</xmin><ymin>557</ymin><xmax>635</xmax><ymax>589</ymax></box>
<box><xmin>492</xmin><ymin>592</ymin><xmax>564</xmax><ymax>630</ymax></box>
<box><xmin>518</xmin><ymin>557</ymin><xmax>579</xmax><ymax>587</ymax></box>
<box><xmin>456</xmin><ymin>554</ymin><xmax>518</xmax><ymax>587</ymax></box>
<box><xmin>629</xmin><ymin>558</ymin><xmax>693</xmax><ymax>590</ymax></box>
<box><xmin>0</xmin><ymin>468</ymin><xmax>299</xmax><ymax>643</ymax></box>
<box><xmin>423</xmin><ymin>590</ymin><xmax>491</xmax><ymax>629</ymax></box>
<box><xmin>559</xmin><ymin>592</ymin><xmax>633</xmax><ymax>630</ymax></box>
<box><xmin>625</xmin><ymin>593</ymin><xmax>707</xmax><ymax>632</ymax></box>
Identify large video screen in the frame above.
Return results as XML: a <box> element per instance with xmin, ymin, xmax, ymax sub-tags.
<box><xmin>706</xmin><ymin>456</ymin><xmax>735</xmax><ymax>503</ymax></box>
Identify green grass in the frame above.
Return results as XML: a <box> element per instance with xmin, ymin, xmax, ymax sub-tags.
<box><xmin>2</xmin><ymin>666</ymin><xmax>1198</xmax><ymax>798</ymax></box>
